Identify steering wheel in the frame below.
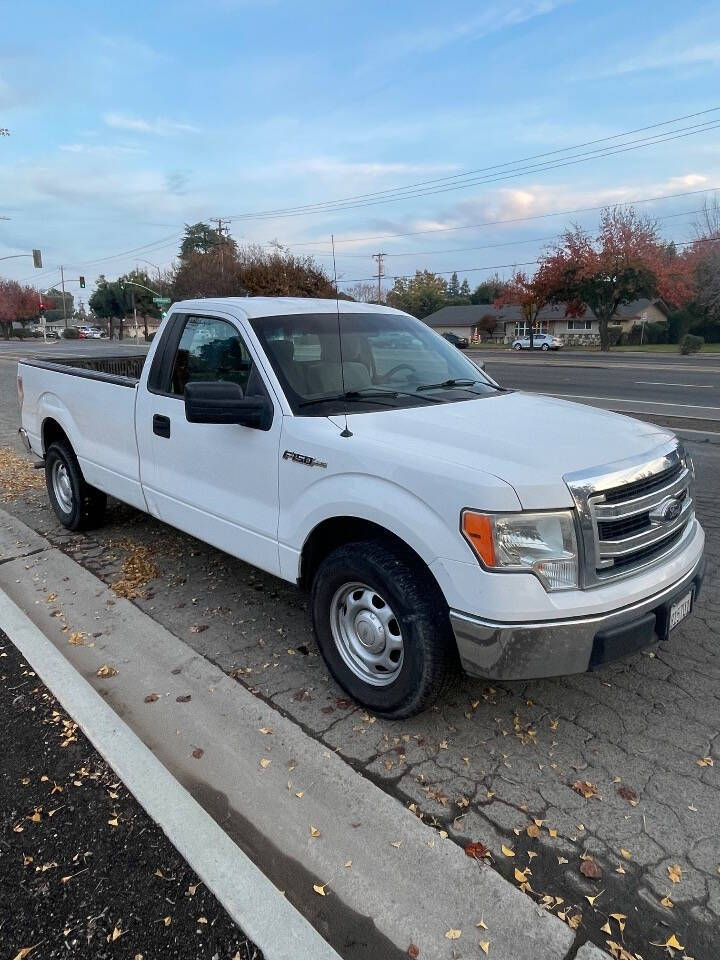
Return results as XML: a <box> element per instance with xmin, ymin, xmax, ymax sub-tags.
<box><xmin>379</xmin><ymin>363</ymin><xmax>414</xmax><ymax>383</ymax></box>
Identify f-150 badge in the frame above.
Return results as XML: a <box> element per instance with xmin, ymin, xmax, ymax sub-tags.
<box><xmin>283</xmin><ymin>450</ymin><xmax>327</xmax><ymax>468</ymax></box>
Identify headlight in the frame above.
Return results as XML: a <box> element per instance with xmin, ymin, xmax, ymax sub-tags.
<box><xmin>461</xmin><ymin>510</ymin><xmax>579</xmax><ymax>591</ymax></box>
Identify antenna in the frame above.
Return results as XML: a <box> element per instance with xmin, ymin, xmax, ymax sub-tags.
<box><xmin>332</xmin><ymin>234</ymin><xmax>353</xmax><ymax>438</ymax></box>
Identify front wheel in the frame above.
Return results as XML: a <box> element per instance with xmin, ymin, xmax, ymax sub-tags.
<box><xmin>45</xmin><ymin>441</ymin><xmax>107</xmax><ymax>531</ymax></box>
<box><xmin>311</xmin><ymin>539</ymin><xmax>456</xmax><ymax>718</ymax></box>
<box><xmin>541</xmin><ymin>343</ymin><xmax>550</xmax><ymax>351</ymax></box>
<box><xmin>513</xmin><ymin>342</ymin><xmax>522</xmax><ymax>351</ymax></box>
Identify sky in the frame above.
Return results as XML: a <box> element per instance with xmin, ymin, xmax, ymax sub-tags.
<box><xmin>1</xmin><ymin>0</ymin><xmax>720</xmax><ymax>302</ymax></box>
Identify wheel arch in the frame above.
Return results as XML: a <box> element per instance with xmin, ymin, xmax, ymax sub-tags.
<box><xmin>42</xmin><ymin>416</ymin><xmax>72</xmax><ymax>456</ymax></box>
<box><xmin>298</xmin><ymin>515</ymin><xmax>445</xmax><ymax>602</ymax></box>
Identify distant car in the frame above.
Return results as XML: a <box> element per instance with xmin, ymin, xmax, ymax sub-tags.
<box><xmin>442</xmin><ymin>332</ymin><xmax>469</xmax><ymax>349</ymax></box>
<box><xmin>512</xmin><ymin>333</ymin><xmax>563</xmax><ymax>351</ymax></box>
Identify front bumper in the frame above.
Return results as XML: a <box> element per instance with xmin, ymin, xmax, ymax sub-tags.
<box><xmin>450</xmin><ymin>554</ymin><xmax>705</xmax><ymax>680</ymax></box>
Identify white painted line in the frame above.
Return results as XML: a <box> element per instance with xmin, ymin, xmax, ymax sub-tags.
<box><xmin>0</xmin><ymin>590</ymin><xmax>341</xmax><ymax>960</ymax></box>
<box><xmin>536</xmin><ymin>391</ymin><xmax>720</xmax><ymax>411</ymax></box>
<box><xmin>635</xmin><ymin>381</ymin><xmax>715</xmax><ymax>388</ymax></box>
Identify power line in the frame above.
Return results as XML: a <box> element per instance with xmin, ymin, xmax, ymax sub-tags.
<box><xmin>287</xmin><ymin>186</ymin><xmax>720</xmax><ymax>249</ymax></box>
<box><xmin>220</xmin><ymin>114</ymin><xmax>720</xmax><ymax>222</ymax></box>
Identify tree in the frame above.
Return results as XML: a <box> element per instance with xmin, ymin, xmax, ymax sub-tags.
<box><xmin>470</xmin><ymin>273</ymin><xmax>507</xmax><ymax>304</ymax></box>
<box><xmin>494</xmin><ymin>269</ymin><xmax>551</xmax><ymax>349</ymax></box>
<box><xmin>43</xmin><ymin>288</ymin><xmax>74</xmax><ymax>325</ymax></box>
<box><xmin>89</xmin><ymin>276</ymin><xmax>127</xmax><ymax>338</ymax></box>
<box><xmin>344</xmin><ymin>281</ymin><xmax>379</xmax><ymax>303</ymax></box>
<box><xmin>691</xmin><ymin>197</ymin><xmax>720</xmax><ymax>325</ymax></box>
<box><xmin>179</xmin><ymin>222</ymin><xmax>237</xmax><ymax>260</ymax></box>
<box><xmin>0</xmin><ymin>280</ymin><xmax>39</xmax><ymax>338</ymax></box>
<box><xmin>120</xmin><ymin>269</ymin><xmax>163</xmax><ymax>340</ymax></box>
<box><xmin>459</xmin><ymin>278</ymin><xmax>471</xmax><ymax>298</ymax></box>
<box><xmin>537</xmin><ymin>206</ymin><xmax>694</xmax><ymax>351</ymax></box>
<box><xmin>447</xmin><ymin>272</ymin><xmax>460</xmax><ymax>298</ymax></box>
<box><xmin>386</xmin><ymin>270</ymin><xmax>448</xmax><ymax>318</ymax></box>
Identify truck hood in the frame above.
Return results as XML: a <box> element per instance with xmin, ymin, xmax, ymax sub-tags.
<box><xmin>345</xmin><ymin>391</ymin><xmax>675</xmax><ymax>509</ymax></box>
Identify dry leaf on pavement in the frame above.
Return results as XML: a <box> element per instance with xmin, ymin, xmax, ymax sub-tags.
<box><xmin>444</xmin><ymin>929</ymin><xmax>461</xmax><ymax>940</ymax></box>
<box><xmin>616</xmin><ymin>785</ymin><xmax>638</xmax><ymax>806</ymax></box>
<box><xmin>501</xmin><ymin>845</ymin><xmax>515</xmax><ymax>857</ymax></box>
<box><xmin>260</xmin><ymin>758</ymin><xmax>271</xmax><ymax>769</ymax></box>
<box><xmin>667</xmin><ymin>863</ymin><xmax>683</xmax><ymax>884</ymax></box>
<box><xmin>144</xmin><ymin>693</ymin><xmax>159</xmax><ymax>703</ymax></box>
<box><xmin>96</xmin><ymin>665</ymin><xmax>118</xmax><ymax>678</ymax></box>
<box><xmin>479</xmin><ymin>942</ymin><xmax>490</xmax><ymax>955</ymax></box>
<box><xmin>580</xmin><ymin>858</ymin><xmax>602</xmax><ymax>879</ymax></box>
<box><xmin>313</xmin><ymin>883</ymin><xmax>328</xmax><ymax>896</ymax></box>
<box><xmin>572</xmin><ymin>780</ymin><xmax>597</xmax><ymax>799</ymax></box>
<box><xmin>407</xmin><ymin>945</ymin><xmax>420</xmax><ymax>958</ymax></box>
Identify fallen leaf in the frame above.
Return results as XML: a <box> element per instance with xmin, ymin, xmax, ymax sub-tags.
<box><xmin>310</xmin><ymin>826</ymin><xmax>320</xmax><ymax>838</ymax></box>
<box><xmin>620</xmin><ymin>848</ymin><xmax>632</xmax><ymax>860</ymax></box>
<box><xmin>572</xmin><ymin>779</ymin><xmax>597</xmax><ymax>799</ymax></box>
<box><xmin>176</xmin><ymin>694</ymin><xmax>191</xmax><ymax>703</ymax></box>
<box><xmin>585</xmin><ymin>890</ymin><xmax>604</xmax><ymax>906</ymax></box>
<box><xmin>108</xmin><ymin>817</ymin><xmax>119</xmax><ymax>827</ymax></box>
<box><xmin>548</xmin><ymin>828</ymin><xmax>558</xmax><ymax>838</ymax></box>
<box><xmin>501</xmin><ymin>844</ymin><xmax>515</xmax><ymax>857</ymax></box>
<box><xmin>259</xmin><ymin>727</ymin><xmax>273</xmax><ymax>735</ymax></box>
<box><xmin>514</xmin><ymin>867</ymin><xmax>530</xmax><ymax>883</ymax></box>
<box><xmin>408</xmin><ymin>945</ymin><xmax>420</xmax><ymax>958</ymax></box>
<box><xmin>465</xmin><ymin>840</ymin><xmax>490</xmax><ymax>860</ymax></box>
<box><xmin>476</xmin><ymin>919</ymin><xmax>488</xmax><ymax>930</ymax></box>
<box><xmin>163</xmin><ymin>916</ymin><xmax>172</xmax><ymax>926</ymax></box>
<box><xmin>580</xmin><ymin>858</ymin><xmax>602</xmax><ymax>879</ymax></box>
<box><xmin>198</xmin><ymin>917</ymin><xmax>208</xmax><ymax>924</ymax></box>
<box><xmin>260</xmin><ymin>758</ymin><xmax>271</xmax><ymax>769</ymax></box>
<box><xmin>444</xmin><ymin>929</ymin><xmax>461</xmax><ymax>940</ymax></box>
<box><xmin>526</xmin><ymin>823</ymin><xmax>540</xmax><ymax>838</ymax></box>
<box><xmin>616</xmin><ymin>785</ymin><xmax>638</xmax><ymax>806</ymax></box>
<box><xmin>96</xmin><ymin>664</ymin><xmax>118</xmax><ymax>678</ymax></box>
<box><xmin>344</xmin><ymin>860</ymin><xmax>352</xmax><ymax>868</ymax></box>
<box><xmin>191</xmin><ymin>623</ymin><xmax>208</xmax><ymax>633</ymax></box>
<box><xmin>13</xmin><ymin>948</ymin><xmax>38</xmax><ymax>960</ymax></box>
<box><xmin>313</xmin><ymin>883</ymin><xmax>328</xmax><ymax>896</ymax></box>
<box><xmin>609</xmin><ymin>913</ymin><xmax>626</xmax><ymax>934</ymax></box>
<box><xmin>601</xmin><ymin>921</ymin><xmax>612</xmax><ymax>934</ymax></box>
<box><xmin>391</xmin><ymin>840</ymin><xmax>403</xmax><ymax>849</ymax></box>
<box><xmin>615</xmin><ymin>865</ymin><xmax>626</xmax><ymax>874</ymax></box>
<box><xmin>295</xmin><ymin>791</ymin><xmax>304</xmax><ymax>799</ymax></box>
<box><xmin>69</xmin><ymin>632</ymin><xmax>84</xmax><ymax>645</ymax></box>
<box><xmin>144</xmin><ymin>693</ymin><xmax>159</xmax><ymax>703</ymax></box>
<box><xmin>650</xmin><ymin>934</ymin><xmax>684</xmax><ymax>950</ymax></box>
<box><xmin>479</xmin><ymin>942</ymin><xmax>490</xmax><ymax>955</ymax></box>
<box><xmin>667</xmin><ymin>863</ymin><xmax>683</xmax><ymax>884</ymax></box>
<box><xmin>111</xmin><ymin>927</ymin><xmax>124</xmax><ymax>941</ymax></box>
<box><xmin>557</xmin><ymin>856</ymin><xmax>568</xmax><ymax>865</ymax></box>
<box><xmin>660</xmin><ymin>896</ymin><xmax>674</xmax><ymax>908</ymax></box>
<box><xmin>697</xmin><ymin>756</ymin><xmax>713</xmax><ymax>767</ymax></box>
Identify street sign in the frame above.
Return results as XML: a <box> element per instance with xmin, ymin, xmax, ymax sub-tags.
<box><xmin>153</xmin><ymin>297</ymin><xmax>171</xmax><ymax>305</ymax></box>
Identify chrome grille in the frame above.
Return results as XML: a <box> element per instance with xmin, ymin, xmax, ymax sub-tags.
<box><xmin>564</xmin><ymin>440</ymin><xmax>695</xmax><ymax>586</ymax></box>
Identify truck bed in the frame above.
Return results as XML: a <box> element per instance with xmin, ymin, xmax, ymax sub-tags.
<box><xmin>20</xmin><ymin>353</ymin><xmax>146</xmax><ymax>385</ymax></box>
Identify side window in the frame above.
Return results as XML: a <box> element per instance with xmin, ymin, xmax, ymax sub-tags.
<box><xmin>169</xmin><ymin>315</ymin><xmax>253</xmax><ymax>396</ymax></box>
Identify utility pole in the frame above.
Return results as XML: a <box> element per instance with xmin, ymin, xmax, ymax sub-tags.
<box><xmin>372</xmin><ymin>252</ymin><xmax>385</xmax><ymax>304</ymax></box>
<box><xmin>212</xmin><ymin>218</ymin><xmax>227</xmax><ymax>279</ymax></box>
<box><xmin>60</xmin><ymin>265</ymin><xmax>68</xmax><ymax>328</ymax></box>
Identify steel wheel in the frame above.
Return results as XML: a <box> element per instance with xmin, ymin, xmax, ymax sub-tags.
<box><xmin>330</xmin><ymin>582</ymin><xmax>404</xmax><ymax>686</ymax></box>
<box><xmin>51</xmin><ymin>460</ymin><xmax>73</xmax><ymax>513</ymax></box>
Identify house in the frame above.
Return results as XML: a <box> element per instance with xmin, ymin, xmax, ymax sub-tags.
<box><xmin>422</xmin><ymin>299</ymin><xmax>670</xmax><ymax>345</ymax></box>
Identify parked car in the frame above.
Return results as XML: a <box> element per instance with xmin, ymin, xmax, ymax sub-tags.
<box><xmin>18</xmin><ymin>297</ymin><xmax>704</xmax><ymax>718</ymax></box>
<box><xmin>512</xmin><ymin>332</ymin><xmax>563</xmax><ymax>351</ymax></box>
<box><xmin>442</xmin><ymin>332</ymin><xmax>469</xmax><ymax>349</ymax></box>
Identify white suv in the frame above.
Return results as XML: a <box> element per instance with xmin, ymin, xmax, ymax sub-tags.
<box><xmin>512</xmin><ymin>332</ymin><xmax>563</xmax><ymax>351</ymax></box>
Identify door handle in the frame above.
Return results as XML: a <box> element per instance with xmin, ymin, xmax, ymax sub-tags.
<box><xmin>153</xmin><ymin>414</ymin><xmax>171</xmax><ymax>439</ymax></box>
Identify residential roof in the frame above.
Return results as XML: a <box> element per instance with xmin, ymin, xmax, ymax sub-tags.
<box><xmin>422</xmin><ymin>299</ymin><xmax>669</xmax><ymax>328</ymax></box>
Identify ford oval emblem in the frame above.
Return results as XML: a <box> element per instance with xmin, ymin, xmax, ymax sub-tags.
<box><xmin>650</xmin><ymin>496</ymin><xmax>683</xmax><ymax>524</ymax></box>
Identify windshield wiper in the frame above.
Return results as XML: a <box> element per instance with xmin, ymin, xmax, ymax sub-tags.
<box><xmin>416</xmin><ymin>378</ymin><xmax>488</xmax><ymax>392</ymax></box>
<box><xmin>298</xmin><ymin>388</ymin><xmax>444</xmax><ymax>408</ymax></box>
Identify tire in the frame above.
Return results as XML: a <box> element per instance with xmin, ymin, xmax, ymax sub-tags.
<box><xmin>513</xmin><ymin>342</ymin><xmax>522</xmax><ymax>351</ymax></box>
<box><xmin>45</xmin><ymin>440</ymin><xmax>107</xmax><ymax>531</ymax></box>
<box><xmin>541</xmin><ymin>343</ymin><xmax>549</xmax><ymax>350</ymax></box>
<box><xmin>310</xmin><ymin>539</ymin><xmax>457</xmax><ymax>718</ymax></box>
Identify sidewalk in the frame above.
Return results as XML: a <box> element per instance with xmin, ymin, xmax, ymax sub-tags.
<box><xmin>0</xmin><ymin>629</ymin><xmax>261</xmax><ymax>960</ymax></box>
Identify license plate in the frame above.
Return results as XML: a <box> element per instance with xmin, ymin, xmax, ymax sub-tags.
<box><xmin>669</xmin><ymin>591</ymin><xmax>693</xmax><ymax>632</ymax></box>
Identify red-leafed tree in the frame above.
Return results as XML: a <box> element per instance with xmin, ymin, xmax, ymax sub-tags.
<box><xmin>0</xmin><ymin>280</ymin><xmax>41</xmax><ymax>338</ymax></box>
<box><xmin>494</xmin><ymin>268</ymin><xmax>552</xmax><ymax>349</ymax></box>
<box><xmin>536</xmin><ymin>206</ymin><xmax>695</xmax><ymax>350</ymax></box>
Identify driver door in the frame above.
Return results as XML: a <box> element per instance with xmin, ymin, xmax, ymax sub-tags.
<box><xmin>136</xmin><ymin>312</ymin><xmax>282</xmax><ymax>576</ymax></box>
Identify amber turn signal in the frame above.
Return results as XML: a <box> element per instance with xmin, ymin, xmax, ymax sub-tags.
<box><xmin>461</xmin><ymin>511</ymin><xmax>496</xmax><ymax>566</ymax></box>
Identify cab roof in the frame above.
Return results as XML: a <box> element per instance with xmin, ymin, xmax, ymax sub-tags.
<box><xmin>172</xmin><ymin>296</ymin><xmax>407</xmax><ymax>320</ymax></box>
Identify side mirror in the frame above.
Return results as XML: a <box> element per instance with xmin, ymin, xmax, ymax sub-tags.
<box><xmin>184</xmin><ymin>381</ymin><xmax>272</xmax><ymax>430</ymax></box>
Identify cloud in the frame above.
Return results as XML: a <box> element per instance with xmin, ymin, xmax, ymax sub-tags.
<box><xmin>609</xmin><ymin>41</ymin><xmax>720</xmax><ymax>76</ymax></box>
<box><xmin>293</xmin><ymin>158</ymin><xmax>461</xmax><ymax>178</ymax></box>
<box><xmin>378</xmin><ymin>0</ymin><xmax>572</xmax><ymax>58</ymax></box>
<box><xmin>103</xmin><ymin>112</ymin><xmax>200</xmax><ymax>135</ymax></box>
<box><xmin>59</xmin><ymin>143</ymin><xmax>145</xmax><ymax>156</ymax></box>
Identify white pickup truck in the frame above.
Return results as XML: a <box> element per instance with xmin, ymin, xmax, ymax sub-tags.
<box><xmin>18</xmin><ymin>297</ymin><xmax>705</xmax><ymax>717</ymax></box>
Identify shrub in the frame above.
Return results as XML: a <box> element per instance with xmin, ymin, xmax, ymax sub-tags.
<box><xmin>607</xmin><ymin>325</ymin><xmax>623</xmax><ymax>346</ymax></box>
<box><xmin>62</xmin><ymin>327</ymin><xmax>80</xmax><ymax>339</ymax></box>
<box><xmin>680</xmin><ymin>334</ymin><xmax>704</xmax><ymax>355</ymax></box>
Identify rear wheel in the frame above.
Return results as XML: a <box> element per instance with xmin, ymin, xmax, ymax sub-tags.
<box><xmin>311</xmin><ymin>539</ymin><xmax>456</xmax><ymax>718</ymax></box>
<box><xmin>45</xmin><ymin>440</ymin><xmax>107</xmax><ymax>531</ymax></box>
<box><xmin>541</xmin><ymin>342</ymin><xmax>550</xmax><ymax>351</ymax></box>
<box><xmin>513</xmin><ymin>342</ymin><xmax>522</xmax><ymax>351</ymax></box>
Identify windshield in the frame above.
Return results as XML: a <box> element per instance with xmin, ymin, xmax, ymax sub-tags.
<box><xmin>250</xmin><ymin>311</ymin><xmax>499</xmax><ymax>415</ymax></box>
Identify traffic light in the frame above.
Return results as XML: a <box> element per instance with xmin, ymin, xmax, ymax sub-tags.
<box><xmin>32</xmin><ymin>249</ymin><xmax>42</xmax><ymax>269</ymax></box>
<box><xmin>79</xmin><ymin>276</ymin><xmax>85</xmax><ymax>288</ymax></box>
